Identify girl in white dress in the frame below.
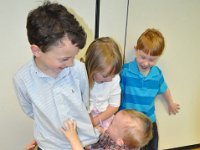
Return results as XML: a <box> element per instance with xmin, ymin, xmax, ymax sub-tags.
<box><xmin>85</xmin><ymin>37</ymin><xmax>122</xmax><ymax>130</ymax></box>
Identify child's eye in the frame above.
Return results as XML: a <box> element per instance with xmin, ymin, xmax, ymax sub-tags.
<box><xmin>60</xmin><ymin>58</ymin><xmax>70</xmax><ymax>62</ymax></box>
<box><xmin>150</xmin><ymin>58</ymin><xmax>157</xmax><ymax>62</ymax></box>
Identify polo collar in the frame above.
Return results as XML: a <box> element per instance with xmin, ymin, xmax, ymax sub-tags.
<box><xmin>128</xmin><ymin>59</ymin><xmax>160</xmax><ymax>79</ymax></box>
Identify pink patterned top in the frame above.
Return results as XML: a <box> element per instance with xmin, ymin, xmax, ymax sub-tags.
<box><xmin>91</xmin><ymin>131</ymin><xmax>139</xmax><ymax>150</ymax></box>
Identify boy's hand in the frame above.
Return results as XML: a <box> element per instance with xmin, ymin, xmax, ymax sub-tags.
<box><xmin>168</xmin><ymin>102</ymin><xmax>180</xmax><ymax>115</ymax></box>
<box><xmin>24</xmin><ymin>140</ymin><xmax>37</xmax><ymax>150</ymax></box>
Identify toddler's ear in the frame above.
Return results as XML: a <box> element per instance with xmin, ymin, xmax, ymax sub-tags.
<box><xmin>31</xmin><ymin>44</ymin><xmax>41</xmax><ymax>57</ymax></box>
<box><xmin>116</xmin><ymin>138</ymin><xmax>124</xmax><ymax>146</ymax></box>
<box><xmin>133</xmin><ymin>46</ymin><xmax>137</xmax><ymax>51</ymax></box>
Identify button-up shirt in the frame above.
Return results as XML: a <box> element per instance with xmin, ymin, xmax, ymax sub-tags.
<box><xmin>13</xmin><ymin>59</ymin><xmax>99</xmax><ymax>150</ymax></box>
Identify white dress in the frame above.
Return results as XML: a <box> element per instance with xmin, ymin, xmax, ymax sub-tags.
<box><xmin>89</xmin><ymin>74</ymin><xmax>121</xmax><ymax>129</ymax></box>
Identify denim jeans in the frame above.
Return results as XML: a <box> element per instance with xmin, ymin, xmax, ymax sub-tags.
<box><xmin>141</xmin><ymin>122</ymin><xmax>158</xmax><ymax>150</ymax></box>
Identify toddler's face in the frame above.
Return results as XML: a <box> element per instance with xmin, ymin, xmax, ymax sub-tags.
<box><xmin>93</xmin><ymin>65</ymin><xmax>115</xmax><ymax>83</ymax></box>
<box><xmin>35</xmin><ymin>37</ymin><xmax>79</xmax><ymax>77</ymax></box>
<box><xmin>136</xmin><ymin>50</ymin><xmax>159</xmax><ymax>76</ymax></box>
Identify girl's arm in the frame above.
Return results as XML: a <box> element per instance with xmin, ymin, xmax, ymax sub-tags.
<box><xmin>91</xmin><ymin>75</ymin><xmax>121</xmax><ymax>126</ymax></box>
<box><xmin>162</xmin><ymin>89</ymin><xmax>180</xmax><ymax>115</ymax></box>
<box><xmin>92</xmin><ymin>105</ymin><xmax>118</xmax><ymax>126</ymax></box>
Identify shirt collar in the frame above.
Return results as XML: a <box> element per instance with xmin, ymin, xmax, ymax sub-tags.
<box><xmin>31</xmin><ymin>58</ymin><xmax>70</xmax><ymax>79</ymax></box>
<box><xmin>128</xmin><ymin>58</ymin><xmax>160</xmax><ymax>79</ymax></box>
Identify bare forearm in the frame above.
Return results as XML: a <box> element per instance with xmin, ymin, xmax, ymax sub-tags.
<box><xmin>97</xmin><ymin>105</ymin><xmax>118</xmax><ymax>123</ymax></box>
<box><xmin>162</xmin><ymin>89</ymin><xmax>173</xmax><ymax>104</ymax></box>
<box><xmin>69</xmin><ymin>140</ymin><xmax>84</xmax><ymax>150</ymax></box>
<box><xmin>162</xmin><ymin>88</ymin><xmax>180</xmax><ymax>115</ymax></box>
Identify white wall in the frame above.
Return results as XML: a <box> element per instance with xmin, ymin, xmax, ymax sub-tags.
<box><xmin>124</xmin><ymin>0</ymin><xmax>200</xmax><ymax>149</ymax></box>
<box><xmin>99</xmin><ymin>0</ymin><xmax>128</xmax><ymax>56</ymax></box>
<box><xmin>0</xmin><ymin>0</ymin><xmax>95</xmax><ymax>149</ymax></box>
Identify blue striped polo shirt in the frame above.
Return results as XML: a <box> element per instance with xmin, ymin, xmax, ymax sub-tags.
<box><xmin>119</xmin><ymin>59</ymin><xmax>167</xmax><ymax>122</ymax></box>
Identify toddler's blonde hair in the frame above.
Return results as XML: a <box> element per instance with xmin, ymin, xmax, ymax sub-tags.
<box><xmin>121</xmin><ymin>110</ymin><xmax>153</xmax><ymax>148</ymax></box>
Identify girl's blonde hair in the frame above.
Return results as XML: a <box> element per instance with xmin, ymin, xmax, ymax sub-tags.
<box><xmin>135</xmin><ymin>28</ymin><xmax>165</xmax><ymax>56</ymax></box>
<box><xmin>85</xmin><ymin>37</ymin><xmax>122</xmax><ymax>89</ymax></box>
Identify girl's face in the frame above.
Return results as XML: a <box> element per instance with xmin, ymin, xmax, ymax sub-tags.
<box><xmin>136</xmin><ymin>50</ymin><xmax>159</xmax><ymax>76</ymax></box>
<box><xmin>93</xmin><ymin>65</ymin><xmax>115</xmax><ymax>83</ymax></box>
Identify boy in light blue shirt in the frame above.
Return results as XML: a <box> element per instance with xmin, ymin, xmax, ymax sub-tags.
<box><xmin>119</xmin><ymin>28</ymin><xmax>180</xmax><ymax>150</ymax></box>
<box><xmin>13</xmin><ymin>1</ymin><xmax>99</xmax><ymax>150</ymax></box>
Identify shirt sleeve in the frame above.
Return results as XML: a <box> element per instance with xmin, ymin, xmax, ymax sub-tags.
<box><xmin>158</xmin><ymin>72</ymin><xmax>168</xmax><ymax>94</ymax></box>
<box><xmin>78</xmin><ymin>61</ymin><xmax>90</xmax><ymax>110</ymax></box>
<box><xmin>120</xmin><ymin>67</ymin><xmax>126</xmax><ymax>100</ymax></box>
<box><xmin>13</xmin><ymin>75</ymin><xmax>34</xmax><ymax>119</ymax></box>
<box><xmin>108</xmin><ymin>74</ymin><xmax>121</xmax><ymax>107</ymax></box>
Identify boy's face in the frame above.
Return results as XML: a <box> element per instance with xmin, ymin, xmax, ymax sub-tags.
<box><xmin>136</xmin><ymin>50</ymin><xmax>159</xmax><ymax>76</ymax></box>
<box><xmin>33</xmin><ymin>37</ymin><xmax>79</xmax><ymax>77</ymax></box>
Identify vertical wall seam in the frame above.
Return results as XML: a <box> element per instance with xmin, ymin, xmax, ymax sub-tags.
<box><xmin>123</xmin><ymin>0</ymin><xmax>130</xmax><ymax>64</ymax></box>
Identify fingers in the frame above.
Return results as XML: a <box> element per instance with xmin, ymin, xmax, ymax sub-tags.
<box><xmin>63</xmin><ymin>119</ymin><xmax>76</xmax><ymax>130</ymax></box>
<box><xmin>169</xmin><ymin>103</ymin><xmax>180</xmax><ymax>115</ymax></box>
<box><xmin>24</xmin><ymin>140</ymin><xmax>37</xmax><ymax>150</ymax></box>
<box><xmin>61</xmin><ymin>119</ymin><xmax>77</xmax><ymax>134</ymax></box>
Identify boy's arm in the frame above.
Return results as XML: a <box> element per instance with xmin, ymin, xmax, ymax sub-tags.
<box><xmin>61</xmin><ymin>120</ymin><xmax>84</xmax><ymax>150</ymax></box>
<box><xmin>24</xmin><ymin>140</ymin><xmax>37</xmax><ymax>150</ymax></box>
<box><xmin>79</xmin><ymin>62</ymin><xmax>90</xmax><ymax>109</ymax></box>
<box><xmin>162</xmin><ymin>89</ymin><xmax>180</xmax><ymax>115</ymax></box>
<box><xmin>13</xmin><ymin>76</ymin><xmax>34</xmax><ymax>118</ymax></box>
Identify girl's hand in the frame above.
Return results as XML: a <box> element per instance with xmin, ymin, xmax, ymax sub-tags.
<box><xmin>92</xmin><ymin>116</ymin><xmax>100</xmax><ymax>127</ymax></box>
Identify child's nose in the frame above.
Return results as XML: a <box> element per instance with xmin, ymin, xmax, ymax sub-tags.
<box><xmin>143</xmin><ymin>60</ymin><xmax>150</xmax><ymax>66</ymax></box>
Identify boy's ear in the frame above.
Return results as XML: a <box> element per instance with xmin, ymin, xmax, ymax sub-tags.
<box><xmin>30</xmin><ymin>44</ymin><xmax>41</xmax><ymax>57</ymax></box>
<box><xmin>116</xmin><ymin>138</ymin><xmax>124</xmax><ymax>146</ymax></box>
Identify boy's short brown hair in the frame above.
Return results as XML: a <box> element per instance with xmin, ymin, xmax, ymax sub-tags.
<box><xmin>135</xmin><ymin>28</ymin><xmax>165</xmax><ymax>56</ymax></box>
<box><xmin>26</xmin><ymin>1</ymin><xmax>86</xmax><ymax>52</ymax></box>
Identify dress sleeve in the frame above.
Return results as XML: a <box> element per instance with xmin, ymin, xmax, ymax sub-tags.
<box><xmin>108</xmin><ymin>74</ymin><xmax>121</xmax><ymax>107</ymax></box>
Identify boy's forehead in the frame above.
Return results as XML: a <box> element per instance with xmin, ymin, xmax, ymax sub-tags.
<box><xmin>139</xmin><ymin>50</ymin><xmax>159</xmax><ymax>58</ymax></box>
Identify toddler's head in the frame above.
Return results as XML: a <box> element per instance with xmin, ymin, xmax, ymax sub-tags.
<box><xmin>110</xmin><ymin>110</ymin><xmax>152</xmax><ymax>149</ymax></box>
<box><xmin>85</xmin><ymin>37</ymin><xmax>122</xmax><ymax>88</ymax></box>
